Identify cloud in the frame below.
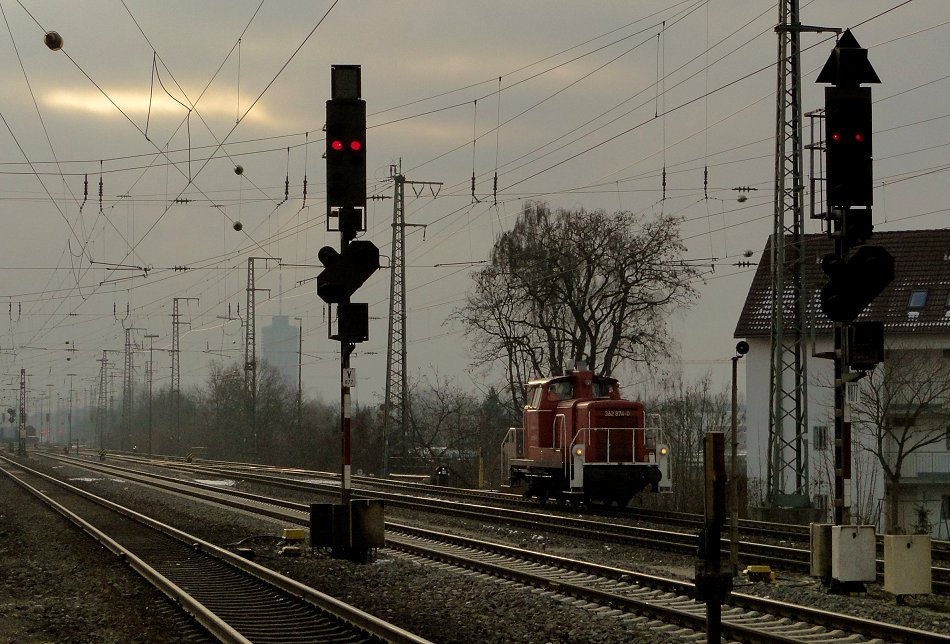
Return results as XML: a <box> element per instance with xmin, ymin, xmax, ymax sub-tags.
<box><xmin>42</xmin><ymin>88</ymin><xmax>274</xmax><ymax>126</ymax></box>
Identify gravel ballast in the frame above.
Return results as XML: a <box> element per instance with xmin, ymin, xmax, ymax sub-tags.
<box><xmin>3</xmin><ymin>453</ymin><xmax>949</xmax><ymax>643</ymax></box>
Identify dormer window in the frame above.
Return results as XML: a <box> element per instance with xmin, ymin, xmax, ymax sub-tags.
<box><xmin>908</xmin><ymin>290</ymin><xmax>928</xmax><ymax>309</ymax></box>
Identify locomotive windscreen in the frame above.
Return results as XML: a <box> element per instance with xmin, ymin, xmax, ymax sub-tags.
<box><xmin>591</xmin><ymin>380</ymin><xmax>614</xmax><ymax>398</ymax></box>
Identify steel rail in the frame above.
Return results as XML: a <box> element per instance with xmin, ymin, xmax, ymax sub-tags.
<box><xmin>30</xmin><ymin>452</ymin><xmax>950</xmax><ymax>644</ymax></box>
<box><xmin>47</xmin><ymin>452</ymin><xmax>950</xmax><ymax>592</ymax></box>
<box><xmin>0</xmin><ymin>455</ymin><xmax>430</xmax><ymax>644</ymax></box>
<box><xmin>384</xmin><ymin>522</ymin><xmax>950</xmax><ymax>644</ymax></box>
<box><xmin>99</xmin><ymin>449</ymin><xmax>950</xmax><ymax>559</ymax></box>
<box><xmin>88</xmin><ymin>449</ymin><xmax>950</xmax><ymax>560</ymax></box>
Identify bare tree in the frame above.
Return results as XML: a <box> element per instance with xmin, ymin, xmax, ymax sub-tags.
<box><xmin>407</xmin><ymin>370</ymin><xmax>478</xmax><ymax>460</ymax></box>
<box><xmin>473</xmin><ymin>385</ymin><xmax>519</xmax><ymax>488</ymax></box>
<box><xmin>648</xmin><ymin>373</ymin><xmax>731</xmax><ymax>512</ymax></box>
<box><xmin>388</xmin><ymin>370</ymin><xmax>516</xmax><ymax>487</ymax></box>
<box><xmin>851</xmin><ymin>345</ymin><xmax>950</xmax><ymax>533</ymax></box>
<box><xmin>456</xmin><ymin>201</ymin><xmax>697</xmax><ymax>412</ymax></box>
<box><xmin>809</xmin><ymin>416</ymin><xmax>881</xmax><ymax>526</ymax></box>
<box><xmin>198</xmin><ymin>361</ymin><xmax>296</xmax><ymax>463</ymax></box>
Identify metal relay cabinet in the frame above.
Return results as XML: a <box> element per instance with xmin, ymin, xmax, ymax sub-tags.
<box><xmin>884</xmin><ymin>534</ymin><xmax>931</xmax><ymax>596</ymax></box>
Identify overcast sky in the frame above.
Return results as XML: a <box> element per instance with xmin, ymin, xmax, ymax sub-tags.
<box><xmin>1</xmin><ymin>0</ymin><xmax>948</xmax><ymax>413</ymax></box>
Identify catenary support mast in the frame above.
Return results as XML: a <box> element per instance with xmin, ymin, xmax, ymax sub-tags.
<box><xmin>244</xmin><ymin>259</ymin><xmax>275</xmax><ymax>461</ymax></box>
<box><xmin>769</xmin><ymin>2</ymin><xmax>841</xmax><ymax>509</ymax></box>
<box><xmin>171</xmin><ymin>297</ymin><xmax>198</xmax><ymax>452</ymax></box>
<box><xmin>382</xmin><ymin>166</ymin><xmax>440</xmax><ymax>476</ymax></box>
<box><xmin>769</xmin><ymin>2</ymin><xmax>837</xmax><ymax>506</ymax></box>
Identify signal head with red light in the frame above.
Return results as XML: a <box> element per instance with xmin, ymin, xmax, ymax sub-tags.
<box><xmin>825</xmin><ymin>86</ymin><xmax>872</xmax><ymax>208</ymax></box>
<box><xmin>326</xmin><ymin>97</ymin><xmax>366</xmax><ymax>234</ymax></box>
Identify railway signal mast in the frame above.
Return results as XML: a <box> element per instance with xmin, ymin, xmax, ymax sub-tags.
<box><xmin>813</xmin><ymin>30</ymin><xmax>889</xmax><ymax>593</ymax></box>
<box><xmin>316</xmin><ymin>65</ymin><xmax>382</xmax><ymax>561</ymax></box>
<box><xmin>816</xmin><ymin>30</ymin><xmax>887</xmax><ymax>527</ymax></box>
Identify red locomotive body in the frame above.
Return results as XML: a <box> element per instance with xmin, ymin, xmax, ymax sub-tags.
<box><xmin>501</xmin><ymin>367</ymin><xmax>670</xmax><ymax>506</ymax></box>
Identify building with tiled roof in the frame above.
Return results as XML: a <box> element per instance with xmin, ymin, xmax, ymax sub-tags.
<box><xmin>736</xmin><ymin>230</ymin><xmax>950</xmax><ymax>337</ymax></box>
<box><xmin>735</xmin><ymin>229</ymin><xmax>950</xmax><ymax>537</ymax></box>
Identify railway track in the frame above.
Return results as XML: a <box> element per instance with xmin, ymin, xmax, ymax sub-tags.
<box><xmin>0</xmin><ymin>455</ymin><xmax>429</xmax><ymax>644</ymax></box>
<box><xmin>24</xmin><ymin>451</ymin><xmax>950</xmax><ymax>644</ymax></box>
<box><xmin>384</xmin><ymin>523</ymin><xmax>950</xmax><ymax>644</ymax></box>
<box><xmin>97</xmin><ymin>449</ymin><xmax>950</xmax><ymax>561</ymax></box>
<box><xmin>70</xmin><ymin>451</ymin><xmax>950</xmax><ymax>591</ymax></box>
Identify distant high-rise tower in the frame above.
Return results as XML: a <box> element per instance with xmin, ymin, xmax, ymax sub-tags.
<box><xmin>261</xmin><ymin>315</ymin><xmax>299</xmax><ymax>387</ymax></box>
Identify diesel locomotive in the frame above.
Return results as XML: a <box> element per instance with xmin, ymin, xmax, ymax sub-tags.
<box><xmin>501</xmin><ymin>366</ymin><xmax>670</xmax><ymax>506</ymax></box>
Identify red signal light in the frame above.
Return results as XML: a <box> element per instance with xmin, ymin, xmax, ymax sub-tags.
<box><xmin>831</xmin><ymin>132</ymin><xmax>842</xmax><ymax>142</ymax></box>
<box><xmin>330</xmin><ymin>140</ymin><xmax>361</xmax><ymax>151</ymax></box>
<box><xmin>854</xmin><ymin>132</ymin><xmax>865</xmax><ymax>143</ymax></box>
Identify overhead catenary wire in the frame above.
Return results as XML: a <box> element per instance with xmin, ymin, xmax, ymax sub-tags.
<box><xmin>0</xmin><ymin>2</ymin><xmax>934</xmax><ymax>192</ymax></box>
<box><xmin>493</xmin><ymin>77</ymin><xmax>502</xmax><ymax>206</ymax></box>
<box><xmin>470</xmin><ymin>100</ymin><xmax>478</xmax><ymax>203</ymax></box>
<box><xmin>7</xmin><ymin>0</ymin><xmax>275</xmax><ymax>351</ymax></box>
<box><xmin>7</xmin><ymin>0</ymin><xmax>339</xmax><ymax>356</ymax></box>
<box><xmin>5</xmin><ymin>1</ymin><xmax>944</xmax><ymax>382</ymax></box>
<box><xmin>0</xmin><ymin>3</ymin><xmax>86</xmax><ymax>257</ymax></box>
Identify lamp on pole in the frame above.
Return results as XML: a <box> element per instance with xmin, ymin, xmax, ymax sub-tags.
<box><xmin>730</xmin><ymin>341</ymin><xmax>749</xmax><ymax>575</ymax></box>
<box><xmin>144</xmin><ymin>334</ymin><xmax>159</xmax><ymax>458</ymax></box>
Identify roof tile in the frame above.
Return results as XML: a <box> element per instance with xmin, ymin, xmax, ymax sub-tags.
<box><xmin>734</xmin><ymin>229</ymin><xmax>950</xmax><ymax>337</ymax></box>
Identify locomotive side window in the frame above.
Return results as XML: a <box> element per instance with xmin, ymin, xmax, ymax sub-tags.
<box><xmin>527</xmin><ymin>385</ymin><xmax>542</xmax><ymax>409</ymax></box>
<box><xmin>548</xmin><ymin>380</ymin><xmax>573</xmax><ymax>401</ymax></box>
<box><xmin>592</xmin><ymin>380</ymin><xmax>614</xmax><ymax>398</ymax></box>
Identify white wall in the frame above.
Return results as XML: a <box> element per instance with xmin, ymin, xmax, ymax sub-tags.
<box><xmin>743</xmin><ymin>337</ymin><xmax>771</xmax><ymax>505</ymax></box>
<box><xmin>741</xmin><ymin>334</ymin><xmax>884</xmax><ymax>524</ymax></box>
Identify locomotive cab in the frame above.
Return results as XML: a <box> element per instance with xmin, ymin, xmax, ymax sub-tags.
<box><xmin>502</xmin><ymin>368</ymin><xmax>670</xmax><ymax>506</ymax></box>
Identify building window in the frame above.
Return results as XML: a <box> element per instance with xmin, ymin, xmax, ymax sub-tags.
<box><xmin>908</xmin><ymin>290</ymin><xmax>928</xmax><ymax>309</ymax></box>
<box><xmin>846</xmin><ymin>382</ymin><xmax>860</xmax><ymax>403</ymax></box>
<box><xmin>813</xmin><ymin>425</ymin><xmax>829</xmax><ymax>451</ymax></box>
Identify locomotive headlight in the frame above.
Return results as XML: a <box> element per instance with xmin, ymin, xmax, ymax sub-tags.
<box><xmin>659</xmin><ymin>446</ymin><xmax>669</xmax><ymax>456</ymax></box>
<box><xmin>574</xmin><ymin>446</ymin><xmax>584</xmax><ymax>456</ymax></box>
